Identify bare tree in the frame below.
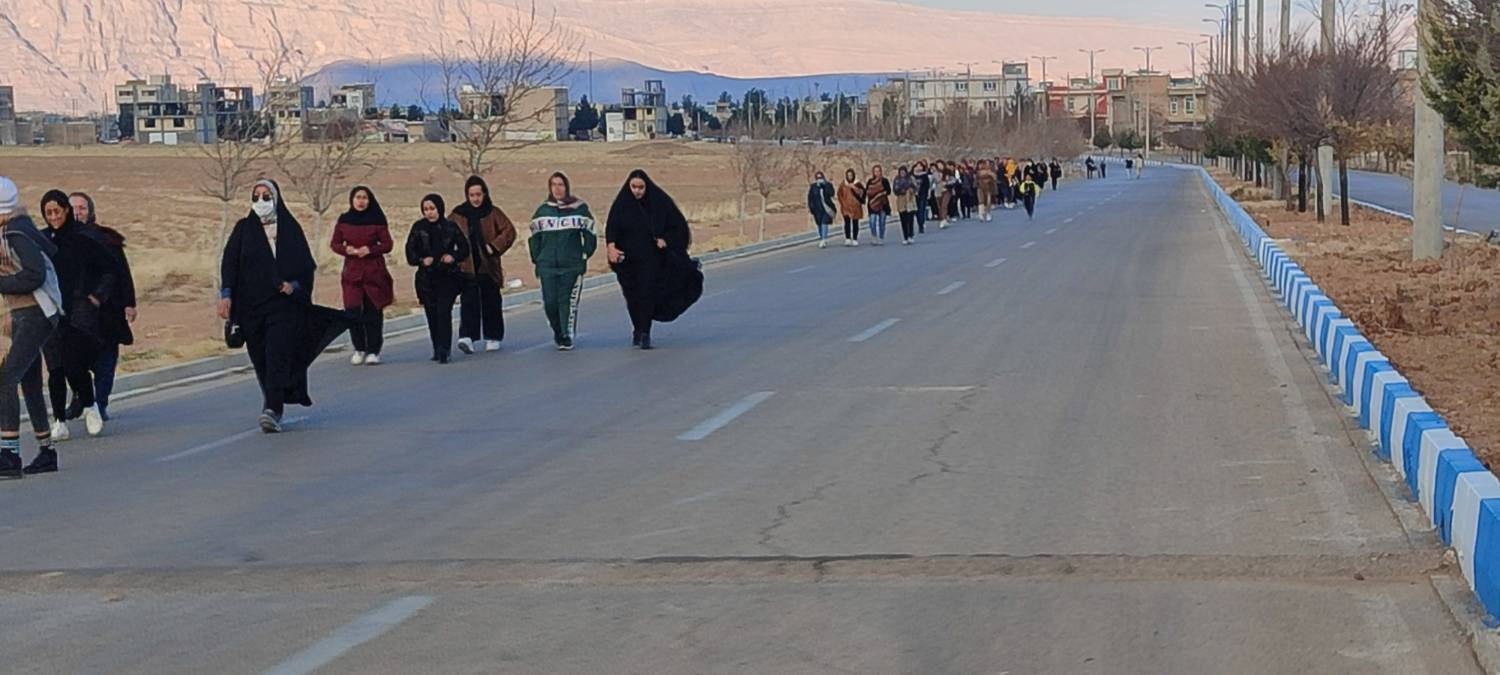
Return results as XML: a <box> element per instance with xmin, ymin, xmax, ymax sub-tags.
<box><xmin>729</xmin><ymin>141</ymin><xmax>793</xmax><ymax>240</ymax></box>
<box><xmin>447</xmin><ymin>1</ymin><xmax>580</xmax><ymax>176</ymax></box>
<box><xmin>193</xmin><ymin>16</ymin><xmax>306</xmax><ymax>262</ymax></box>
<box><xmin>270</xmin><ymin>116</ymin><xmax>379</xmax><ymax>258</ymax></box>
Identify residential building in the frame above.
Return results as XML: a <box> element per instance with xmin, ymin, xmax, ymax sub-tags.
<box><xmin>267</xmin><ymin>77</ymin><xmax>315</xmax><ymax>142</ymax></box>
<box><xmin>453</xmin><ymin>85</ymin><xmax>569</xmax><ymax>142</ymax></box>
<box><xmin>1104</xmin><ymin>69</ymin><xmax>1167</xmax><ymax>140</ymax></box>
<box><xmin>1164</xmin><ymin>77</ymin><xmax>1209</xmax><ymax>127</ymax></box>
<box><xmin>1047</xmin><ymin>77</ymin><xmax>1108</xmax><ymax>129</ymax></box>
<box><xmin>331</xmin><ymin>83</ymin><xmax>377</xmax><ymax>115</ymax></box>
<box><xmin>0</xmin><ymin>85</ymin><xmax>16</xmax><ymax>145</ymax></box>
<box><xmin>115</xmin><ymin>75</ymin><xmax>255</xmax><ymax>144</ymax></box>
<box><xmin>620</xmin><ymin>80</ymin><xmax>668</xmax><ymax>140</ymax></box>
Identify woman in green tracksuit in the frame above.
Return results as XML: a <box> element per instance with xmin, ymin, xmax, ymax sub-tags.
<box><xmin>529</xmin><ymin>172</ymin><xmax>598</xmax><ymax>351</ymax></box>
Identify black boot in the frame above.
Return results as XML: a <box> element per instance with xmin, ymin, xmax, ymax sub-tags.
<box><xmin>23</xmin><ymin>447</ymin><xmax>57</xmax><ymax>475</ymax></box>
<box><xmin>639</xmin><ymin>332</ymin><xmax>653</xmax><ymax>350</ymax></box>
<box><xmin>0</xmin><ymin>449</ymin><xmax>21</xmax><ymax>479</ymax></box>
<box><xmin>632</xmin><ymin>331</ymin><xmax>643</xmax><ymax>347</ymax></box>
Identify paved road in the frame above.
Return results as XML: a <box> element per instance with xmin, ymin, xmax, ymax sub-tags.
<box><xmin>0</xmin><ymin>170</ymin><xmax>1481</xmax><ymax>673</ymax></box>
<box><xmin>1341</xmin><ymin>169</ymin><xmax>1500</xmax><ymax>234</ymax></box>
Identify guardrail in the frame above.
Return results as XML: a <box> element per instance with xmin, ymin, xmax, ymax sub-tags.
<box><xmin>1192</xmin><ymin>164</ymin><xmax>1500</xmax><ymax>619</ymax></box>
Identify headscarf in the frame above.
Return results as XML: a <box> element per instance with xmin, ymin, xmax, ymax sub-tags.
<box><xmin>340</xmin><ymin>185</ymin><xmax>387</xmax><ymax>226</ymax></box>
<box><xmin>247</xmin><ymin>179</ymin><xmax>316</xmax><ymax>281</ymax></box>
<box><xmin>39</xmin><ymin>190</ymin><xmax>83</xmax><ymax>246</ymax></box>
<box><xmin>68</xmin><ymin>191</ymin><xmax>98</xmax><ymax>226</ymax></box>
<box><xmin>546</xmin><ymin>171</ymin><xmax>582</xmax><ymax>208</ymax></box>
<box><xmin>609</xmin><ymin>169</ymin><xmax>691</xmax><ymax>250</ymax></box>
<box><xmin>420</xmin><ymin>193</ymin><xmax>446</xmax><ymax>222</ymax></box>
<box><xmin>455</xmin><ymin>175</ymin><xmax>494</xmax><ymax>223</ymax></box>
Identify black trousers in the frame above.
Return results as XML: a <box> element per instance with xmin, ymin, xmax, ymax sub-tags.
<box><xmin>843</xmin><ymin>216</ymin><xmax>860</xmax><ymax>241</ymax></box>
<box><xmin>419</xmin><ymin>285</ymin><xmax>459</xmax><ymax>358</ymax></box>
<box><xmin>459</xmin><ymin>277</ymin><xmax>505</xmax><ymax>342</ymax></box>
<box><xmin>43</xmin><ymin>322</ymin><xmax>98</xmax><ymax>421</ymax></box>
<box><xmin>1051</xmin><ymin>177</ymin><xmax>1059</xmax><ymax>190</ymax></box>
<box><xmin>349</xmin><ymin>295</ymin><xmax>385</xmax><ymax>355</ymax></box>
<box><xmin>1</xmin><ymin>307</ymin><xmax>55</xmax><ymax>434</ymax></box>
<box><xmin>243</xmin><ymin>299</ymin><xmax>307</xmax><ymax>416</ymax></box>
<box><xmin>615</xmin><ymin>261</ymin><xmax>659</xmax><ymax>336</ymax></box>
<box><xmin>1023</xmin><ymin>193</ymin><xmax>1036</xmax><ymax>217</ymax></box>
<box><xmin>899</xmin><ymin>211</ymin><xmax>916</xmax><ymax>240</ymax></box>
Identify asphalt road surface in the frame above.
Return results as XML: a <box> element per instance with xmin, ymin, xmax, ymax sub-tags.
<box><xmin>1341</xmin><ymin>169</ymin><xmax>1500</xmax><ymax>235</ymax></box>
<box><xmin>0</xmin><ymin>169</ymin><xmax>1482</xmax><ymax>674</ymax></box>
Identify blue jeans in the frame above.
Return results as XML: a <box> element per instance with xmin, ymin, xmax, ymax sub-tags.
<box><xmin>814</xmin><ymin>219</ymin><xmax>829</xmax><ymax>240</ymax></box>
<box><xmin>94</xmin><ymin>344</ymin><xmax>119</xmax><ymax>419</ymax></box>
<box><xmin>868</xmin><ymin>212</ymin><xmax>888</xmax><ymax>240</ymax></box>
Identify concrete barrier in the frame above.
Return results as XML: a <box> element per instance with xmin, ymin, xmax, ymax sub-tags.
<box><xmin>1189</xmin><ymin>163</ymin><xmax>1500</xmax><ymax>620</ymax></box>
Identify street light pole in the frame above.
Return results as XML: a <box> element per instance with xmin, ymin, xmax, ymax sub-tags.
<box><xmin>1134</xmin><ymin>45</ymin><xmax>1162</xmax><ymax>73</ymax></box>
<box><xmin>1413</xmin><ymin>0</ymin><xmax>1445</xmax><ymax>259</ymax></box>
<box><xmin>1079</xmin><ymin>48</ymin><xmax>1104</xmax><ymax>147</ymax></box>
<box><xmin>1179</xmin><ymin>41</ymin><xmax>1205</xmax><ymax>80</ymax></box>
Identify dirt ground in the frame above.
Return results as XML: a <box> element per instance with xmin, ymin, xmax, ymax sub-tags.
<box><xmin>0</xmin><ymin>140</ymin><xmax>864</xmax><ymax>373</ymax></box>
<box><xmin>1212</xmin><ymin>169</ymin><xmax>1500</xmax><ymax>468</ymax></box>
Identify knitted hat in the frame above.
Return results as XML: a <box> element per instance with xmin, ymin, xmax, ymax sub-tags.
<box><xmin>0</xmin><ymin>177</ymin><xmax>17</xmax><ymax>216</ymax></box>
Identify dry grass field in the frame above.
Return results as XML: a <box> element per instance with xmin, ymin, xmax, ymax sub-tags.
<box><xmin>0</xmin><ymin>140</ymin><xmax>875</xmax><ymax>372</ymax></box>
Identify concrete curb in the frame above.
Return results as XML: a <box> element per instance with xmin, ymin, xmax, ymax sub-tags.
<box><xmin>1190</xmin><ymin>164</ymin><xmax>1500</xmax><ymax>623</ymax></box>
<box><xmin>1335</xmin><ymin>195</ymin><xmax>1486</xmax><ymax>239</ymax></box>
<box><xmin>106</xmin><ymin>228</ymin><xmax>823</xmax><ymax>403</ymax></box>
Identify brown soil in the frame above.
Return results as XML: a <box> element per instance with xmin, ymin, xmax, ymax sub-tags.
<box><xmin>1211</xmin><ymin>169</ymin><xmax>1500</xmax><ymax>468</ymax></box>
<box><xmin>0</xmin><ymin>141</ymin><xmax>823</xmax><ymax>373</ymax></box>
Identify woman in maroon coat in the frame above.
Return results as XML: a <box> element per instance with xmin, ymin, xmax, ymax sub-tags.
<box><xmin>330</xmin><ymin>186</ymin><xmax>395</xmax><ymax>365</ymax></box>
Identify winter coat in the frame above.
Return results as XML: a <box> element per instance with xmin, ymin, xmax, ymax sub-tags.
<box><xmin>837</xmin><ymin>181</ymin><xmax>865</xmax><ymax>220</ymax></box>
<box><xmin>976</xmin><ymin>168</ymin><xmax>998</xmax><ymax>196</ymax></box>
<box><xmin>43</xmin><ymin>220</ymin><xmax>116</xmax><ymax>343</ymax></box>
<box><xmin>83</xmin><ymin>224</ymin><xmax>135</xmax><ymax>346</ymax></box>
<box><xmin>405</xmin><ymin>217</ymin><xmax>469</xmax><ymax>303</ymax></box>
<box><xmin>865</xmin><ymin>177</ymin><xmax>892</xmax><ymax>215</ymax></box>
<box><xmin>913</xmin><ymin>170</ymin><xmax>932</xmax><ymax>202</ymax></box>
<box><xmin>892</xmin><ymin>177</ymin><xmax>917</xmax><ymax>214</ymax></box>
<box><xmin>330</xmin><ymin>219</ymin><xmax>395</xmax><ymax>311</ymax></box>
<box><xmin>1050</xmin><ymin>162</ymin><xmax>1063</xmax><ymax>179</ymax></box>
<box><xmin>450</xmin><ymin>205</ymin><xmax>518</xmax><ymax>287</ymax></box>
<box><xmin>0</xmin><ymin>216</ymin><xmax>62</xmax><ymax>323</ymax></box>
<box><xmin>807</xmin><ymin>180</ymin><xmax>837</xmax><ymax>225</ymax></box>
<box><xmin>529</xmin><ymin>200</ymin><xmax>598</xmax><ymax>274</ymax></box>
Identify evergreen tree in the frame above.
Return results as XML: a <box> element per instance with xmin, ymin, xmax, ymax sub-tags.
<box><xmin>667</xmin><ymin>113</ymin><xmax>686</xmax><ymax>136</ymax></box>
<box><xmin>1092</xmin><ymin>128</ymin><xmax>1114</xmax><ymax>151</ymax></box>
<box><xmin>1423</xmin><ymin>1</ymin><xmax>1500</xmax><ymax>164</ymax></box>
<box><xmin>390</xmin><ymin>103</ymin><xmax>405</xmax><ymax>120</ymax></box>
<box><xmin>569</xmin><ymin>96</ymin><xmax>601</xmax><ymax>136</ymax></box>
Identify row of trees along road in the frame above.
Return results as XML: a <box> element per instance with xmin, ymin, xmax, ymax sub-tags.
<box><xmin>1209</xmin><ymin>9</ymin><xmax>1402</xmax><ymax>227</ymax></box>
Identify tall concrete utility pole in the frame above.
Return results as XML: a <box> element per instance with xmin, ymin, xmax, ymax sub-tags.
<box><xmin>1413</xmin><ymin>0</ymin><xmax>1446</xmax><ymax>259</ymax></box>
<box><xmin>1243</xmin><ymin>1</ymin><xmax>1252</xmax><ymax>69</ymax></box>
<box><xmin>1080</xmin><ymin>48</ymin><xmax>1104</xmax><ymax>147</ymax></box>
<box><xmin>1229</xmin><ymin>0</ymin><xmax>1239</xmax><ymax>72</ymax></box>
<box><xmin>1275</xmin><ymin>0</ymin><xmax>1292</xmax><ymax>200</ymax></box>
<box><xmin>1317</xmin><ymin>0</ymin><xmax>1336</xmax><ymax>220</ymax></box>
<box><xmin>1257</xmin><ymin>0</ymin><xmax>1265</xmax><ymax>59</ymax></box>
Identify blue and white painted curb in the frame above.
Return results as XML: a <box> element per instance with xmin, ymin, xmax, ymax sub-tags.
<box><xmin>1194</xmin><ymin>166</ymin><xmax>1500</xmax><ymax>618</ymax></box>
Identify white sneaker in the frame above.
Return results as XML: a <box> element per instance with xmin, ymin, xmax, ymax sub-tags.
<box><xmin>350</xmin><ymin>352</ymin><xmax>367</xmax><ymax>366</ymax></box>
<box><xmin>903</xmin><ymin>239</ymin><xmax>912</xmax><ymax>245</ymax></box>
<box><xmin>485</xmin><ymin>340</ymin><xmax>502</xmax><ymax>352</ymax></box>
<box><xmin>84</xmin><ymin>405</ymin><xmax>104</xmax><ymax>437</ymax></box>
<box><xmin>818</xmin><ymin>240</ymin><xmax>827</xmax><ymax>249</ymax></box>
<box><xmin>364</xmin><ymin>353</ymin><xmax>381</xmax><ymax>365</ymax></box>
<box><xmin>457</xmin><ymin>338</ymin><xmax>474</xmax><ymax>354</ymax></box>
<box><xmin>51</xmin><ymin>420</ymin><xmax>70</xmax><ymax>442</ymax></box>
<box><xmin>851</xmin><ymin>240</ymin><xmax>859</xmax><ymax>247</ymax></box>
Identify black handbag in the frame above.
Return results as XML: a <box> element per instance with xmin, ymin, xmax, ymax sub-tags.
<box><xmin>224</xmin><ymin>320</ymin><xmax>245</xmax><ymax>349</ymax></box>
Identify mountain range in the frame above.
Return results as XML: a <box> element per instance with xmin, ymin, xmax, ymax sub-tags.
<box><xmin>1</xmin><ymin>0</ymin><xmax>1199</xmax><ymax>112</ymax></box>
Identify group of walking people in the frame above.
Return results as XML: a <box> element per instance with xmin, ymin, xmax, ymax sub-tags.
<box><xmin>0</xmin><ymin>178</ymin><xmax>137</xmax><ymax>478</ymax></box>
<box><xmin>809</xmin><ymin>157</ymin><xmax>1063</xmax><ymax>247</ymax></box>
<box><xmin>217</xmin><ymin>169</ymin><xmax>701</xmax><ymax>436</ymax></box>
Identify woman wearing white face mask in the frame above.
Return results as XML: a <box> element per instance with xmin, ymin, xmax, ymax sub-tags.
<box><xmin>219</xmin><ymin>180</ymin><xmax>321</xmax><ymax>433</ymax></box>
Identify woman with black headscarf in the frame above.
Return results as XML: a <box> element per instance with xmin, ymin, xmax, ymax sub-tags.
<box><xmin>405</xmin><ymin>194</ymin><xmax>468</xmax><ymax>363</ymax></box>
<box><xmin>605</xmin><ymin>169</ymin><xmax>699</xmax><ymax>350</ymax></box>
<box><xmin>38</xmin><ymin>189</ymin><xmax>116</xmax><ymax>441</ymax></box>
<box><xmin>449</xmin><ymin>176</ymin><xmax>517</xmax><ymax>355</ymax></box>
<box><xmin>219</xmin><ymin>179</ymin><xmax>321</xmax><ymax>433</ymax></box>
<box><xmin>68</xmin><ymin>191</ymin><xmax>135</xmax><ymax>422</ymax></box>
<box><xmin>331</xmin><ymin>185</ymin><xmax>395</xmax><ymax>366</ymax></box>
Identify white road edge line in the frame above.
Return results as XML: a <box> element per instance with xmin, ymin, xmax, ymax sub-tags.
<box><xmin>1044</xmin><ymin>228</ymin><xmax>1058</xmax><ymax>235</ymax></box>
<box><xmin>849</xmin><ymin>318</ymin><xmax>901</xmax><ymax>343</ymax></box>
<box><xmin>518</xmin><ymin>333</ymin><xmax>591</xmax><ymax>354</ymax></box>
<box><xmin>155</xmin><ymin>417</ymin><xmax>310</xmax><ymax>463</ymax></box>
<box><xmin>1020</xmin><ymin>241</ymin><xmax>1036</xmax><ymax>249</ymax></box>
<box><xmin>262</xmin><ymin>595</ymin><xmax>435</xmax><ymax>675</ymax></box>
<box><xmin>937</xmin><ymin>281</ymin><xmax>966</xmax><ymax>296</ymax></box>
<box><xmin>985</xmin><ymin>257</ymin><xmax>1007</xmax><ymax>268</ymax></box>
<box><xmin>786</xmin><ymin>265</ymin><xmax>815</xmax><ymax>275</ymax></box>
<box><xmin>1063</xmin><ymin>217</ymin><xmax>1075</xmax><ymax>224</ymax></box>
<box><xmin>678</xmin><ymin>391</ymin><xmax>776</xmax><ymax>441</ymax></box>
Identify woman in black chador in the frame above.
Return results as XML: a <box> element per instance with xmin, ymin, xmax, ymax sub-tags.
<box><xmin>219</xmin><ymin>179</ymin><xmax>347</xmax><ymax>433</ymax></box>
<box><xmin>605</xmin><ymin>169</ymin><xmax>701</xmax><ymax>350</ymax></box>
